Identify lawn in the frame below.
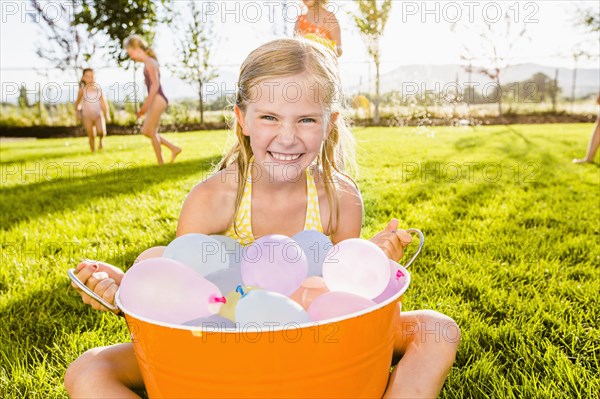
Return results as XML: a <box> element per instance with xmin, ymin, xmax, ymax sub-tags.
<box><xmin>1</xmin><ymin>124</ymin><xmax>599</xmax><ymax>398</ymax></box>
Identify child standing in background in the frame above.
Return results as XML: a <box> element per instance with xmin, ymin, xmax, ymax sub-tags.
<box><xmin>124</xmin><ymin>35</ymin><xmax>182</xmax><ymax>165</ymax></box>
<box><xmin>75</xmin><ymin>68</ymin><xmax>110</xmax><ymax>152</ymax></box>
<box><xmin>295</xmin><ymin>0</ymin><xmax>343</xmax><ymax>57</ymax></box>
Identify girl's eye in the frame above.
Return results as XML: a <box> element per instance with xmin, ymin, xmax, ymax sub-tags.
<box><xmin>261</xmin><ymin>115</ymin><xmax>277</xmax><ymax>121</ymax></box>
<box><xmin>299</xmin><ymin>118</ymin><xmax>316</xmax><ymax>123</ymax></box>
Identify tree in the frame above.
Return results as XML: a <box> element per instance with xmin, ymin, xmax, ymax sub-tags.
<box><xmin>29</xmin><ymin>0</ymin><xmax>98</xmax><ymax>80</ymax></box>
<box><xmin>168</xmin><ymin>1</ymin><xmax>218</xmax><ymax>126</ymax></box>
<box><xmin>18</xmin><ymin>85</ymin><xmax>30</xmax><ymax>109</ymax></box>
<box><xmin>270</xmin><ymin>0</ymin><xmax>290</xmax><ymax>37</ymax></box>
<box><xmin>75</xmin><ymin>0</ymin><xmax>171</xmax><ymax>112</ymax></box>
<box><xmin>350</xmin><ymin>0</ymin><xmax>393</xmax><ymax>124</ymax></box>
<box><xmin>550</xmin><ymin>69</ymin><xmax>559</xmax><ymax>113</ymax></box>
<box><xmin>568</xmin><ymin>5</ymin><xmax>599</xmax><ymax>110</ymax></box>
<box><xmin>569</xmin><ymin>47</ymin><xmax>588</xmax><ymax>110</ymax></box>
<box><xmin>453</xmin><ymin>13</ymin><xmax>530</xmax><ymax>117</ymax></box>
<box><xmin>75</xmin><ymin>0</ymin><xmax>169</xmax><ymax>64</ymax></box>
<box><xmin>499</xmin><ymin>73</ymin><xmax>561</xmax><ymax>106</ymax></box>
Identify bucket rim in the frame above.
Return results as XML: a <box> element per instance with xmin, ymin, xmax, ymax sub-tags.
<box><xmin>116</xmin><ymin>262</ymin><xmax>411</xmax><ymax>333</ymax></box>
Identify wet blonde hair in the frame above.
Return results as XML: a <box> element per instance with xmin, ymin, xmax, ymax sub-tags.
<box><xmin>216</xmin><ymin>37</ymin><xmax>357</xmax><ymax>238</ymax></box>
<box><xmin>124</xmin><ymin>35</ymin><xmax>158</xmax><ymax>62</ymax></box>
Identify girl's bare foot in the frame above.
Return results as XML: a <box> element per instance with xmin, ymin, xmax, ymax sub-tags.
<box><xmin>171</xmin><ymin>147</ymin><xmax>182</xmax><ymax>163</ymax></box>
<box><xmin>573</xmin><ymin>158</ymin><xmax>592</xmax><ymax>164</ymax></box>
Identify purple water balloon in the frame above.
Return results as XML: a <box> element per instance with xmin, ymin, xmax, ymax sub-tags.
<box><xmin>372</xmin><ymin>261</ymin><xmax>409</xmax><ymax>303</ymax></box>
<box><xmin>307</xmin><ymin>291</ymin><xmax>376</xmax><ymax>322</ymax></box>
<box><xmin>241</xmin><ymin>235</ymin><xmax>308</xmax><ymax>296</ymax></box>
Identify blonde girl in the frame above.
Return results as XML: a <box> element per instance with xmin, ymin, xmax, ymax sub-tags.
<box><xmin>75</xmin><ymin>68</ymin><xmax>110</xmax><ymax>152</ymax></box>
<box><xmin>295</xmin><ymin>0</ymin><xmax>343</xmax><ymax>57</ymax></box>
<box><xmin>124</xmin><ymin>35</ymin><xmax>182</xmax><ymax>165</ymax></box>
<box><xmin>65</xmin><ymin>38</ymin><xmax>459</xmax><ymax>398</ymax></box>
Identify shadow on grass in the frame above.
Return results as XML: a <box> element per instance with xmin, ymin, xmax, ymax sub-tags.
<box><xmin>1</xmin><ymin>155</ymin><xmax>222</xmax><ymax>231</ymax></box>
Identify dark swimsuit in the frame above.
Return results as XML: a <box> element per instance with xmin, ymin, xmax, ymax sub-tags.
<box><xmin>143</xmin><ymin>63</ymin><xmax>168</xmax><ymax>105</ymax></box>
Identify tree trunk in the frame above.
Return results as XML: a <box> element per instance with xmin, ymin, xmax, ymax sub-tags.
<box><xmin>374</xmin><ymin>56</ymin><xmax>381</xmax><ymax>124</ymax></box>
<box><xmin>571</xmin><ymin>61</ymin><xmax>577</xmax><ymax>113</ymax></box>
<box><xmin>133</xmin><ymin>64</ymin><xmax>139</xmax><ymax>114</ymax></box>
<box><xmin>199</xmin><ymin>80</ymin><xmax>204</xmax><ymax>126</ymax></box>
<box><xmin>552</xmin><ymin>68</ymin><xmax>559</xmax><ymax>113</ymax></box>
<box><xmin>496</xmin><ymin>74</ymin><xmax>502</xmax><ymax>117</ymax></box>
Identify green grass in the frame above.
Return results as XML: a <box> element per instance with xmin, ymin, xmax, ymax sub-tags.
<box><xmin>1</xmin><ymin>124</ymin><xmax>599</xmax><ymax>398</ymax></box>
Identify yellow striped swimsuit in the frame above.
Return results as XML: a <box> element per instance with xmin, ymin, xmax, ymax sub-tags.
<box><xmin>224</xmin><ymin>157</ymin><xmax>325</xmax><ymax>246</ymax></box>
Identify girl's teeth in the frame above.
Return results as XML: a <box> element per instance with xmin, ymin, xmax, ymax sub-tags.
<box><xmin>271</xmin><ymin>152</ymin><xmax>301</xmax><ymax>161</ymax></box>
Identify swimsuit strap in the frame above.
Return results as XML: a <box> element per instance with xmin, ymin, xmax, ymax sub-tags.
<box><xmin>223</xmin><ymin>157</ymin><xmax>325</xmax><ymax>245</ymax></box>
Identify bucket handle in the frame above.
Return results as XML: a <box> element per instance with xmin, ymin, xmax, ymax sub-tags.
<box><xmin>67</xmin><ymin>267</ymin><xmax>121</xmax><ymax>314</ymax></box>
<box><xmin>402</xmin><ymin>228</ymin><xmax>425</xmax><ymax>268</ymax></box>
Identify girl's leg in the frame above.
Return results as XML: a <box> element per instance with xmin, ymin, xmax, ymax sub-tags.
<box><xmin>64</xmin><ymin>343</ymin><xmax>145</xmax><ymax>399</ymax></box>
<box><xmin>82</xmin><ymin>115</ymin><xmax>96</xmax><ymax>153</ymax></box>
<box><xmin>141</xmin><ymin>96</ymin><xmax>181</xmax><ymax>165</ymax></box>
<box><xmin>383</xmin><ymin>309</ymin><xmax>460</xmax><ymax>399</ymax></box>
<box><xmin>96</xmin><ymin>115</ymin><xmax>107</xmax><ymax>151</ymax></box>
<box><xmin>574</xmin><ymin>116</ymin><xmax>600</xmax><ymax>163</ymax></box>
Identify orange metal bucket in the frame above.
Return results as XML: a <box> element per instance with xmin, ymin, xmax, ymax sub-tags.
<box><xmin>116</xmin><ymin>263</ymin><xmax>411</xmax><ymax>399</ymax></box>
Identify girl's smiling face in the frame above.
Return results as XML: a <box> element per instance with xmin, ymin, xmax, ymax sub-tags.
<box><xmin>235</xmin><ymin>72</ymin><xmax>337</xmax><ymax>182</ymax></box>
<box><xmin>82</xmin><ymin>70</ymin><xmax>94</xmax><ymax>85</ymax></box>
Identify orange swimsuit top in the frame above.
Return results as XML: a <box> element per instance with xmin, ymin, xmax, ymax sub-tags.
<box><xmin>297</xmin><ymin>14</ymin><xmax>334</xmax><ymax>41</ymax></box>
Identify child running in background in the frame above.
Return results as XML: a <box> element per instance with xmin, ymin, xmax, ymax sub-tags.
<box><xmin>295</xmin><ymin>0</ymin><xmax>343</xmax><ymax>57</ymax></box>
<box><xmin>124</xmin><ymin>35</ymin><xmax>182</xmax><ymax>165</ymax></box>
<box><xmin>65</xmin><ymin>38</ymin><xmax>459</xmax><ymax>398</ymax></box>
<box><xmin>75</xmin><ymin>68</ymin><xmax>110</xmax><ymax>152</ymax></box>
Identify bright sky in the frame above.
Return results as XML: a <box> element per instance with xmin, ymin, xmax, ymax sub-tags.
<box><xmin>1</xmin><ymin>0</ymin><xmax>598</xmax><ymax>102</ymax></box>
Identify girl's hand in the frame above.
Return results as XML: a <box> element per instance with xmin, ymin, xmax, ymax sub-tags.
<box><xmin>136</xmin><ymin>106</ymin><xmax>147</xmax><ymax>119</ymax></box>
<box><xmin>70</xmin><ymin>260</ymin><xmax>124</xmax><ymax>313</ymax></box>
<box><xmin>369</xmin><ymin>219</ymin><xmax>412</xmax><ymax>262</ymax></box>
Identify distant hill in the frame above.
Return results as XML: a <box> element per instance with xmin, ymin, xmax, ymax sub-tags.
<box><xmin>362</xmin><ymin>63</ymin><xmax>599</xmax><ymax>97</ymax></box>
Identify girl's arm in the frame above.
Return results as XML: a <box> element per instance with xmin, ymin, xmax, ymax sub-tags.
<box><xmin>99</xmin><ymin>90</ymin><xmax>110</xmax><ymax>122</ymax></box>
<box><xmin>330</xmin><ymin>177</ymin><xmax>363</xmax><ymax>244</ymax></box>
<box><xmin>75</xmin><ymin>87</ymin><xmax>83</xmax><ymax>110</ymax></box>
<box><xmin>293</xmin><ymin>18</ymin><xmax>302</xmax><ymax>36</ymax></box>
<box><xmin>138</xmin><ymin>60</ymin><xmax>160</xmax><ymax>117</ymax></box>
<box><xmin>327</xmin><ymin>13</ymin><xmax>343</xmax><ymax>56</ymax></box>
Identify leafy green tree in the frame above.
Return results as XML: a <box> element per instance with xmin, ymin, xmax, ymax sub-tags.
<box><xmin>350</xmin><ymin>0</ymin><xmax>393</xmax><ymax>124</ymax></box>
<box><xmin>75</xmin><ymin>0</ymin><xmax>171</xmax><ymax>112</ymax></box>
<box><xmin>74</xmin><ymin>0</ymin><xmax>169</xmax><ymax>65</ymax></box>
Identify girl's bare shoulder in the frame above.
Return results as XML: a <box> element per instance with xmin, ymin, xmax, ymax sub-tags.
<box><xmin>176</xmin><ymin>162</ymin><xmax>240</xmax><ymax>236</ymax></box>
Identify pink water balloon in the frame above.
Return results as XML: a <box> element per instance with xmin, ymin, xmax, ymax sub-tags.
<box><xmin>372</xmin><ymin>261</ymin><xmax>409</xmax><ymax>304</ymax></box>
<box><xmin>241</xmin><ymin>235</ymin><xmax>308</xmax><ymax>296</ymax></box>
<box><xmin>322</xmin><ymin>239</ymin><xmax>390</xmax><ymax>299</ymax></box>
<box><xmin>134</xmin><ymin>246</ymin><xmax>166</xmax><ymax>264</ymax></box>
<box><xmin>289</xmin><ymin>276</ymin><xmax>329</xmax><ymax>310</ymax></box>
<box><xmin>118</xmin><ymin>257</ymin><xmax>226</xmax><ymax>324</ymax></box>
<box><xmin>307</xmin><ymin>291</ymin><xmax>376</xmax><ymax>322</ymax></box>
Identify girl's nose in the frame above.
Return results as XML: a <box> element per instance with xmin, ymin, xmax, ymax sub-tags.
<box><xmin>277</xmin><ymin>122</ymin><xmax>298</xmax><ymax>145</ymax></box>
